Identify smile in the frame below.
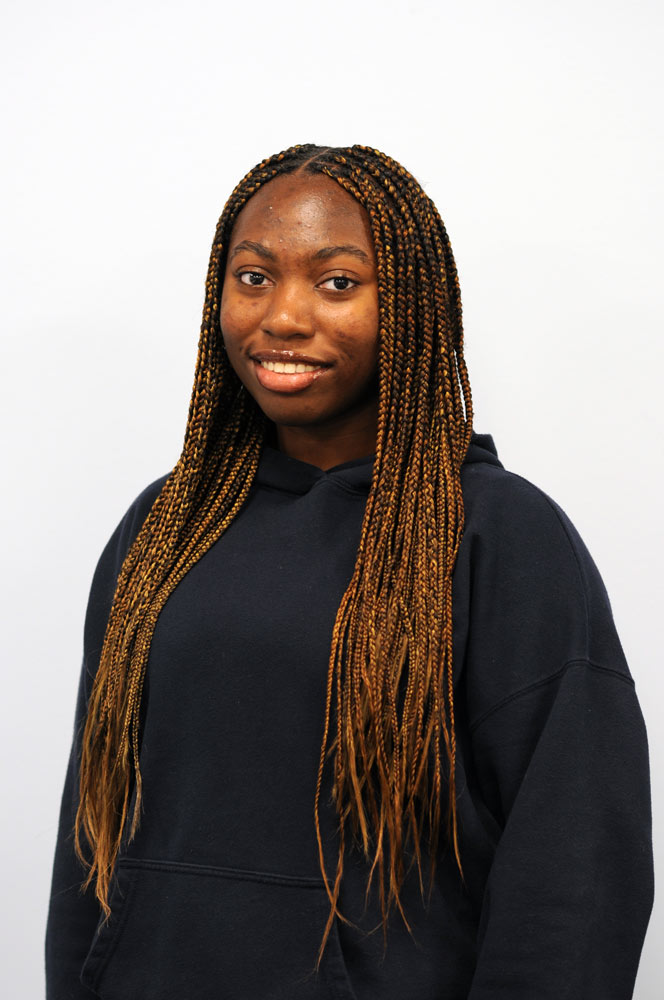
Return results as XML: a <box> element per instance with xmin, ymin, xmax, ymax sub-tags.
<box><xmin>252</xmin><ymin>358</ymin><xmax>331</xmax><ymax>394</ymax></box>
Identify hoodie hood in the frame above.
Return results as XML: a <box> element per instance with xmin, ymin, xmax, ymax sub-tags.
<box><xmin>255</xmin><ymin>429</ymin><xmax>503</xmax><ymax>496</ymax></box>
<box><xmin>464</xmin><ymin>431</ymin><xmax>503</xmax><ymax>468</ymax></box>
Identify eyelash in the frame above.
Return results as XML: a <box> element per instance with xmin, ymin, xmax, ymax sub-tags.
<box><xmin>237</xmin><ymin>271</ymin><xmax>357</xmax><ymax>292</ymax></box>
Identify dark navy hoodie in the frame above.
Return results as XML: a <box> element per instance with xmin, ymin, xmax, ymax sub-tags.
<box><xmin>45</xmin><ymin>432</ymin><xmax>654</xmax><ymax>999</ymax></box>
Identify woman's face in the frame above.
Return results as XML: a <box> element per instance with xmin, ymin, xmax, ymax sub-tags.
<box><xmin>219</xmin><ymin>172</ymin><xmax>380</xmax><ymax>440</ymax></box>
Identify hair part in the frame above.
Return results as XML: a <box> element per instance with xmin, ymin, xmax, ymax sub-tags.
<box><xmin>75</xmin><ymin>143</ymin><xmax>473</xmax><ymax>971</ymax></box>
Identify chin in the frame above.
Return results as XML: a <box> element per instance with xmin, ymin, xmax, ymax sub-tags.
<box><xmin>258</xmin><ymin>405</ymin><xmax>329</xmax><ymax>428</ymax></box>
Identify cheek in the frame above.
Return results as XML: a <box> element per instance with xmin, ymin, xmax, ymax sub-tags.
<box><xmin>218</xmin><ymin>288</ymin><xmax>232</xmax><ymax>335</ymax></box>
<box><xmin>332</xmin><ymin>303</ymin><xmax>379</xmax><ymax>366</ymax></box>
<box><xmin>219</xmin><ymin>293</ymin><xmax>250</xmax><ymax>347</ymax></box>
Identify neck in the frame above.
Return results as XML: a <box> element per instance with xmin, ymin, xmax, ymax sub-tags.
<box><xmin>270</xmin><ymin>400</ymin><xmax>378</xmax><ymax>471</ymax></box>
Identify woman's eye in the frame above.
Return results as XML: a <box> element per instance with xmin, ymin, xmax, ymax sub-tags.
<box><xmin>320</xmin><ymin>276</ymin><xmax>356</xmax><ymax>291</ymax></box>
<box><xmin>239</xmin><ymin>272</ymin><xmax>269</xmax><ymax>286</ymax></box>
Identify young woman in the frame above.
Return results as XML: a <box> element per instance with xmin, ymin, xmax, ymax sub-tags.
<box><xmin>45</xmin><ymin>144</ymin><xmax>654</xmax><ymax>999</ymax></box>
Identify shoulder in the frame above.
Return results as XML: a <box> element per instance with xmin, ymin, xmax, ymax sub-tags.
<box><xmin>461</xmin><ymin>459</ymin><xmax>614</xmax><ymax>625</ymax></box>
<box><xmin>460</xmin><ymin>433</ymin><xmax>583</xmax><ymax>560</ymax></box>
<box><xmin>455</xmin><ymin>457</ymin><xmax>630</xmax><ymax>714</ymax></box>
<box><xmin>460</xmin><ymin>459</ymin><xmax>589</xmax><ymax>587</ymax></box>
<box><xmin>94</xmin><ymin>472</ymin><xmax>172</xmax><ymax>584</ymax></box>
<box><xmin>111</xmin><ymin>472</ymin><xmax>172</xmax><ymax>572</ymax></box>
<box><xmin>82</xmin><ymin>472</ymin><xmax>171</xmax><ymax>656</ymax></box>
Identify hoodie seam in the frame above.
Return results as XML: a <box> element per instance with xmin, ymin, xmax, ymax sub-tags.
<box><xmin>256</xmin><ymin>480</ymin><xmax>369</xmax><ymax>499</ymax></box>
<box><xmin>326</xmin><ymin>480</ymin><xmax>371</xmax><ymax>498</ymax></box>
<box><xmin>469</xmin><ymin>657</ymin><xmax>634</xmax><ymax>734</ymax></box>
<box><xmin>256</xmin><ymin>483</ymin><xmax>315</xmax><ymax>498</ymax></box>
<box><xmin>117</xmin><ymin>857</ymin><xmax>328</xmax><ymax>888</ymax></box>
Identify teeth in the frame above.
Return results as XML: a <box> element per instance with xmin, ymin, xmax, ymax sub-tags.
<box><xmin>259</xmin><ymin>360</ymin><xmax>319</xmax><ymax>373</ymax></box>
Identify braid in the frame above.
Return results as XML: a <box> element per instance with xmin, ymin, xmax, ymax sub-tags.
<box><xmin>74</xmin><ymin>143</ymin><xmax>473</xmax><ymax>970</ymax></box>
<box><xmin>305</xmin><ymin>147</ymin><xmax>473</xmax><ymax>962</ymax></box>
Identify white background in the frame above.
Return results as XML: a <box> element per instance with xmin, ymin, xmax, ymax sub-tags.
<box><xmin>1</xmin><ymin>0</ymin><xmax>662</xmax><ymax>995</ymax></box>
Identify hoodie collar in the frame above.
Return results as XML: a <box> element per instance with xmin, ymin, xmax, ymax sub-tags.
<box><xmin>463</xmin><ymin>431</ymin><xmax>503</xmax><ymax>468</ymax></box>
<box><xmin>255</xmin><ymin>429</ymin><xmax>502</xmax><ymax>496</ymax></box>
<box><xmin>256</xmin><ymin>447</ymin><xmax>375</xmax><ymax>495</ymax></box>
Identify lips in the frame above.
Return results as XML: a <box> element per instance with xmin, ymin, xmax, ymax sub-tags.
<box><xmin>251</xmin><ymin>356</ymin><xmax>332</xmax><ymax>394</ymax></box>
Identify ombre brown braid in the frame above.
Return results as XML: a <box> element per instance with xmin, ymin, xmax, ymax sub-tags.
<box><xmin>75</xmin><ymin>144</ymin><xmax>473</xmax><ymax>969</ymax></box>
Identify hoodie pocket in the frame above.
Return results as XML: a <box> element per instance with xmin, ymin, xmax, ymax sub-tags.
<box><xmin>80</xmin><ymin>857</ymin><xmax>357</xmax><ymax>1000</ymax></box>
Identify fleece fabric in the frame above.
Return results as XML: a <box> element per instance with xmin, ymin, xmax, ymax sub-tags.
<box><xmin>45</xmin><ymin>431</ymin><xmax>654</xmax><ymax>999</ymax></box>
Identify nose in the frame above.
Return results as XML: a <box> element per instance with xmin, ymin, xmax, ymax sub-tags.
<box><xmin>261</xmin><ymin>280</ymin><xmax>314</xmax><ymax>340</ymax></box>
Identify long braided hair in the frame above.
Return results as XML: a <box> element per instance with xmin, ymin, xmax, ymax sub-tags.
<box><xmin>75</xmin><ymin>143</ymin><xmax>474</xmax><ymax>966</ymax></box>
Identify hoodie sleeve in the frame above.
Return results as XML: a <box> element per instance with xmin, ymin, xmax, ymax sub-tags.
<box><xmin>45</xmin><ymin>475</ymin><xmax>168</xmax><ymax>999</ymax></box>
<box><xmin>463</xmin><ymin>472</ymin><xmax>654</xmax><ymax>1000</ymax></box>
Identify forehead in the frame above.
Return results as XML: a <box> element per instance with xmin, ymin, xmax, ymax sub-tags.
<box><xmin>227</xmin><ymin>173</ymin><xmax>374</xmax><ymax>252</ymax></box>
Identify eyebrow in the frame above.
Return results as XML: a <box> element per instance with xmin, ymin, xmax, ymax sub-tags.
<box><xmin>229</xmin><ymin>240</ymin><xmax>276</xmax><ymax>261</ymax></box>
<box><xmin>313</xmin><ymin>245</ymin><xmax>371</xmax><ymax>264</ymax></box>
<box><xmin>229</xmin><ymin>240</ymin><xmax>371</xmax><ymax>264</ymax></box>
